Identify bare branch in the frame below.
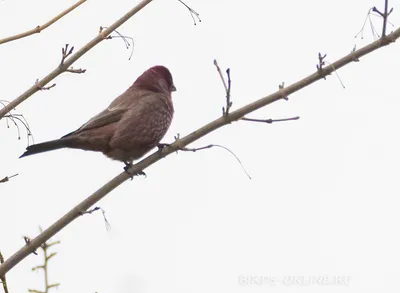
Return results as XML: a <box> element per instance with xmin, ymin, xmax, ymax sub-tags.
<box><xmin>65</xmin><ymin>67</ymin><xmax>87</xmax><ymax>74</ymax></box>
<box><xmin>324</xmin><ymin>61</ymin><xmax>346</xmax><ymax>88</ymax></box>
<box><xmin>316</xmin><ymin>52</ymin><xmax>328</xmax><ymax>78</ymax></box>
<box><xmin>214</xmin><ymin>60</ymin><xmax>232</xmax><ymax>115</ymax></box>
<box><xmin>1</xmin><ymin>25</ymin><xmax>400</xmax><ymax>278</ymax></box>
<box><xmin>60</xmin><ymin>44</ymin><xmax>75</xmax><ymax>65</ymax></box>
<box><xmin>213</xmin><ymin>60</ymin><xmax>228</xmax><ymax>93</ymax></box>
<box><xmin>0</xmin><ymin>0</ymin><xmax>154</xmax><ymax>120</ymax></box>
<box><xmin>0</xmin><ymin>251</ymin><xmax>9</xmax><ymax>293</ymax></box>
<box><xmin>35</xmin><ymin>79</ymin><xmax>56</xmax><ymax>91</ymax></box>
<box><xmin>179</xmin><ymin>144</ymin><xmax>251</xmax><ymax>179</ymax></box>
<box><xmin>241</xmin><ymin>116</ymin><xmax>300</xmax><ymax>124</ymax></box>
<box><xmin>0</xmin><ymin>0</ymin><xmax>87</xmax><ymax>45</ymax></box>
<box><xmin>225</xmin><ymin>68</ymin><xmax>232</xmax><ymax>115</ymax></box>
<box><xmin>0</xmin><ymin>173</ymin><xmax>18</xmax><ymax>184</ymax></box>
<box><xmin>177</xmin><ymin>0</ymin><xmax>201</xmax><ymax>25</ymax></box>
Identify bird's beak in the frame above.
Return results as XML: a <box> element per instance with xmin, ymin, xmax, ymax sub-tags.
<box><xmin>171</xmin><ymin>84</ymin><xmax>177</xmax><ymax>92</ymax></box>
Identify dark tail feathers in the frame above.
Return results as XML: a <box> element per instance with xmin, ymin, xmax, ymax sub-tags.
<box><xmin>20</xmin><ymin>139</ymin><xmax>69</xmax><ymax>158</ymax></box>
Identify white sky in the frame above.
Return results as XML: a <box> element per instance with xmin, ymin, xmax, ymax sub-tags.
<box><xmin>1</xmin><ymin>0</ymin><xmax>400</xmax><ymax>292</ymax></box>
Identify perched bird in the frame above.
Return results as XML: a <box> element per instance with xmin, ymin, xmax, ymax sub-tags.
<box><xmin>20</xmin><ymin>65</ymin><xmax>176</xmax><ymax>169</ymax></box>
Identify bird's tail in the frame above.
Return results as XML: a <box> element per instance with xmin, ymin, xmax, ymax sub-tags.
<box><xmin>20</xmin><ymin>139</ymin><xmax>71</xmax><ymax>158</ymax></box>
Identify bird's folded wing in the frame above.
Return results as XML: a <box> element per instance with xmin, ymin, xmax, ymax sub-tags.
<box><xmin>62</xmin><ymin>107</ymin><xmax>127</xmax><ymax>138</ymax></box>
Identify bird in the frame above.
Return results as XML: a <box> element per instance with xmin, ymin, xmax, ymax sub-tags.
<box><xmin>20</xmin><ymin>65</ymin><xmax>176</xmax><ymax>171</ymax></box>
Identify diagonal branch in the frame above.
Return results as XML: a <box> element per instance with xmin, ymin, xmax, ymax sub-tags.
<box><xmin>0</xmin><ymin>0</ymin><xmax>87</xmax><ymax>45</ymax></box>
<box><xmin>0</xmin><ymin>0</ymin><xmax>154</xmax><ymax>120</ymax></box>
<box><xmin>1</xmin><ymin>26</ymin><xmax>400</xmax><ymax>278</ymax></box>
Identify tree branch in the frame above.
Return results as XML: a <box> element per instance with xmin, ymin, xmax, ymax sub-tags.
<box><xmin>0</xmin><ymin>0</ymin><xmax>87</xmax><ymax>45</ymax></box>
<box><xmin>241</xmin><ymin>116</ymin><xmax>300</xmax><ymax>123</ymax></box>
<box><xmin>0</xmin><ymin>174</ymin><xmax>19</xmax><ymax>184</ymax></box>
<box><xmin>0</xmin><ymin>251</ymin><xmax>9</xmax><ymax>293</ymax></box>
<box><xmin>382</xmin><ymin>0</ymin><xmax>389</xmax><ymax>36</ymax></box>
<box><xmin>0</xmin><ymin>0</ymin><xmax>154</xmax><ymax>120</ymax></box>
<box><xmin>1</xmin><ymin>25</ymin><xmax>399</xmax><ymax>279</ymax></box>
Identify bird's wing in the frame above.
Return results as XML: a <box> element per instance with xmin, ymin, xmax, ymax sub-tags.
<box><xmin>62</xmin><ymin>106</ymin><xmax>127</xmax><ymax>138</ymax></box>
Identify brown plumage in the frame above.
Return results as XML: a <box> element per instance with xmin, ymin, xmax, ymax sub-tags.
<box><xmin>20</xmin><ymin>66</ymin><xmax>176</xmax><ymax>165</ymax></box>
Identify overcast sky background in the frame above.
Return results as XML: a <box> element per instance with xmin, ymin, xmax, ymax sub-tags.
<box><xmin>1</xmin><ymin>0</ymin><xmax>400</xmax><ymax>292</ymax></box>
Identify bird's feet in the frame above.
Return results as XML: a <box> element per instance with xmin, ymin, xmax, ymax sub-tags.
<box><xmin>123</xmin><ymin>162</ymin><xmax>146</xmax><ymax>180</ymax></box>
<box><xmin>157</xmin><ymin>143</ymin><xmax>170</xmax><ymax>151</ymax></box>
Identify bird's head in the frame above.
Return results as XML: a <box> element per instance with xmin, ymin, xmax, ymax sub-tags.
<box><xmin>134</xmin><ymin>65</ymin><xmax>176</xmax><ymax>94</ymax></box>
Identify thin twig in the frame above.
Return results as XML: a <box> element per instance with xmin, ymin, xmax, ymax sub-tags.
<box><xmin>370</xmin><ymin>10</ymin><xmax>394</xmax><ymax>27</ymax></box>
<box><xmin>101</xmin><ymin>208</ymin><xmax>112</xmax><ymax>230</ymax></box>
<box><xmin>60</xmin><ymin>44</ymin><xmax>74</xmax><ymax>65</ymax></box>
<box><xmin>80</xmin><ymin>207</ymin><xmax>111</xmax><ymax>230</ymax></box>
<box><xmin>0</xmin><ymin>0</ymin><xmax>87</xmax><ymax>45</ymax></box>
<box><xmin>179</xmin><ymin>144</ymin><xmax>251</xmax><ymax>179</ymax></box>
<box><xmin>100</xmin><ymin>26</ymin><xmax>135</xmax><ymax>60</ymax></box>
<box><xmin>1</xmin><ymin>25</ymin><xmax>400</xmax><ymax>279</ymax></box>
<box><xmin>369</xmin><ymin>12</ymin><xmax>380</xmax><ymax>39</ymax></box>
<box><xmin>65</xmin><ymin>67</ymin><xmax>86</xmax><ymax>74</ymax></box>
<box><xmin>316</xmin><ymin>53</ymin><xmax>327</xmax><ymax>72</ymax></box>
<box><xmin>214</xmin><ymin>60</ymin><xmax>232</xmax><ymax>115</ymax></box>
<box><xmin>241</xmin><ymin>116</ymin><xmax>300</xmax><ymax>123</ymax></box>
<box><xmin>81</xmin><ymin>207</ymin><xmax>101</xmax><ymax>215</ymax></box>
<box><xmin>23</xmin><ymin>237</ymin><xmax>38</xmax><ymax>255</ymax></box>
<box><xmin>2</xmin><ymin>109</ymin><xmax>33</xmax><ymax>143</ymax></box>
<box><xmin>355</xmin><ymin>8</ymin><xmax>372</xmax><ymax>39</ymax></box>
<box><xmin>0</xmin><ymin>174</ymin><xmax>18</xmax><ymax>184</ymax></box>
<box><xmin>177</xmin><ymin>0</ymin><xmax>201</xmax><ymax>25</ymax></box>
<box><xmin>324</xmin><ymin>61</ymin><xmax>346</xmax><ymax>88</ymax></box>
<box><xmin>213</xmin><ymin>60</ymin><xmax>228</xmax><ymax>93</ymax></box>
<box><xmin>35</xmin><ymin>79</ymin><xmax>56</xmax><ymax>91</ymax></box>
<box><xmin>225</xmin><ymin>68</ymin><xmax>232</xmax><ymax>115</ymax></box>
<box><xmin>355</xmin><ymin>8</ymin><xmax>379</xmax><ymax>39</ymax></box>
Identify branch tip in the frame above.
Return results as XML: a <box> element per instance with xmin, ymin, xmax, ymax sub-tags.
<box><xmin>242</xmin><ymin>116</ymin><xmax>300</xmax><ymax>124</ymax></box>
<box><xmin>214</xmin><ymin>60</ymin><xmax>232</xmax><ymax>115</ymax></box>
<box><xmin>0</xmin><ymin>0</ymin><xmax>87</xmax><ymax>45</ymax></box>
<box><xmin>317</xmin><ymin>52</ymin><xmax>328</xmax><ymax>80</ymax></box>
<box><xmin>35</xmin><ymin>79</ymin><xmax>56</xmax><ymax>91</ymax></box>
<box><xmin>60</xmin><ymin>44</ymin><xmax>74</xmax><ymax>65</ymax></box>
<box><xmin>178</xmin><ymin>0</ymin><xmax>201</xmax><ymax>25</ymax></box>
<box><xmin>66</xmin><ymin>67</ymin><xmax>86</xmax><ymax>74</ymax></box>
<box><xmin>0</xmin><ymin>173</ymin><xmax>19</xmax><ymax>184</ymax></box>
